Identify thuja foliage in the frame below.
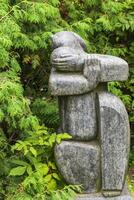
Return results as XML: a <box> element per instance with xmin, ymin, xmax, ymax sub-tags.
<box><xmin>31</xmin><ymin>99</ymin><xmax>59</xmax><ymax>130</ymax></box>
<box><xmin>0</xmin><ymin>1</ymin><xmax>82</xmax><ymax>199</ymax></box>
<box><xmin>0</xmin><ymin>0</ymin><xmax>134</xmax><ymax>199</ymax></box>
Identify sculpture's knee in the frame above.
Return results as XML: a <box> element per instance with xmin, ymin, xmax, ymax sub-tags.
<box><xmin>98</xmin><ymin>91</ymin><xmax>130</xmax><ymax>196</ymax></box>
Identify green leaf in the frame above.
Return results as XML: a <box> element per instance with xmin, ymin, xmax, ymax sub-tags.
<box><xmin>52</xmin><ymin>173</ymin><xmax>60</xmax><ymax>180</ymax></box>
<box><xmin>9</xmin><ymin>166</ymin><xmax>26</xmax><ymax>176</ymax></box>
<box><xmin>0</xmin><ymin>109</ymin><xmax>4</xmax><ymax>121</ymax></box>
<box><xmin>10</xmin><ymin>159</ymin><xmax>28</xmax><ymax>166</ymax></box>
<box><xmin>48</xmin><ymin>162</ymin><xmax>57</xmax><ymax>170</ymax></box>
<box><xmin>41</xmin><ymin>164</ymin><xmax>49</xmax><ymax>175</ymax></box>
<box><xmin>44</xmin><ymin>174</ymin><xmax>52</xmax><ymax>183</ymax></box>
<box><xmin>47</xmin><ymin>179</ymin><xmax>57</xmax><ymax>191</ymax></box>
<box><xmin>35</xmin><ymin>163</ymin><xmax>49</xmax><ymax>175</ymax></box>
<box><xmin>56</xmin><ymin>133</ymin><xmax>72</xmax><ymax>144</ymax></box>
<box><xmin>27</xmin><ymin>165</ymin><xmax>33</xmax><ymax>175</ymax></box>
<box><xmin>30</xmin><ymin>147</ymin><xmax>37</xmax><ymax>157</ymax></box>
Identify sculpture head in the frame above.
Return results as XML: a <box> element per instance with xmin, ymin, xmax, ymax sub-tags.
<box><xmin>51</xmin><ymin>31</ymin><xmax>87</xmax><ymax>72</ymax></box>
<box><xmin>51</xmin><ymin>31</ymin><xmax>87</xmax><ymax>51</ymax></box>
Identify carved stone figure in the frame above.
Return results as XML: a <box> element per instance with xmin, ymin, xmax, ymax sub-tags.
<box><xmin>49</xmin><ymin>31</ymin><xmax>132</xmax><ymax>200</ymax></box>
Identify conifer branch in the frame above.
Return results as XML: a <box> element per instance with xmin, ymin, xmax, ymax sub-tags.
<box><xmin>0</xmin><ymin>1</ymin><xmax>32</xmax><ymax>22</ymax></box>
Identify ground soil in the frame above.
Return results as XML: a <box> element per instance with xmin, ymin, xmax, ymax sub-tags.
<box><xmin>129</xmin><ymin>168</ymin><xmax>134</xmax><ymax>181</ymax></box>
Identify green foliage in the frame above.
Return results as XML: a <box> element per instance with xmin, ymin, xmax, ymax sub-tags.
<box><xmin>0</xmin><ymin>120</ymin><xmax>76</xmax><ymax>199</ymax></box>
<box><xmin>31</xmin><ymin>98</ymin><xmax>59</xmax><ymax>129</ymax></box>
<box><xmin>5</xmin><ymin>125</ymin><xmax>75</xmax><ymax>199</ymax></box>
<box><xmin>129</xmin><ymin>146</ymin><xmax>134</xmax><ymax>167</ymax></box>
<box><xmin>127</xmin><ymin>177</ymin><xmax>134</xmax><ymax>196</ymax></box>
<box><xmin>0</xmin><ymin>0</ymin><xmax>134</xmax><ymax>199</ymax></box>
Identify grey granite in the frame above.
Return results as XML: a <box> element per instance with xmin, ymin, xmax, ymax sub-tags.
<box><xmin>49</xmin><ymin>31</ymin><xmax>131</xmax><ymax>199</ymax></box>
<box><xmin>55</xmin><ymin>141</ymin><xmax>100</xmax><ymax>193</ymax></box>
<box><xmin>58</xmin><ymin>92</ymin><xmax>97</xmax><ymax>140</ymax></box>
<box><xmin>98</xmin><ymin>92</ymin><xmax>130</xmax><ymax>193</ymax></box>
<box><xmin>51</xmin><ymin>31</ymin><xmax>87</xmax><ymax>51</ymax></box>
<box><xmin>97</xmin><ymin>54</ymin><xmax>129</xmax><ymax>82</ymax></box>
<box><xmin>49</xmin><ymin>68</ymin><xmax>90</xmax><ymax>96</ymax></box>
<box><xmin>85</xmin><ymin>54</ymin><xmax>129</xmax><ymax>82</ymax></box>
<box><xmin>75</xmin><ymin>184</ymin><xmax>132</xmax><ymax>200</ymax></box>
<box><xmin>49</xmin><ymin>31</ymin><xmax>129</xmax><ymax>96</ymax></box>
<box><xmin>83</xmin><ymin>56</ymin><xmax>101</xmax><ymax>90</ymax></box>
<box><xmin>51</xmin><ymin>47</ymin><xmax>85</xmax><ymax>72</ymax></box>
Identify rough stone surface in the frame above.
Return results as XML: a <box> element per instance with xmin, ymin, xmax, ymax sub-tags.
<box><xmin>98</xmin><ymin>54</ymin><xmax>128</xmax><ymax>82</ymax></box>
<box><xmin>51</xmin><ymin>31</ymin><xmax>87</xmax><ymax>51</ymax></box>
<box><xmin>58</xmin><ymin>92</ymin><xmax>97</xmax><ymax>140</ymax></box>
<box><xmin>51</xmin><ymin>47</ymin><xmax>86</xmax><ymax>72</ymax></box>
<box><xmin>49</xmin><ymin>31</ymin><xmax>131</xmax><ymax>199</ymax></box>
<box><xmin>83</xmin><ymin>56</ymin><xmax>101</xmax><ymax>90</ymax></box>
<box><xmin>49</xmin><ymin>31</ymin><xmax>129</xmax><ymax>96</ymax></box>
<box><xmin>55</xmin><ymin>141</ymin><xmax>100</xmax><ymax>193</ymax></box>
<box><xmin>86</xmin><ymin>54</ymin><xmax>129</xmax><ymax>82</ymax></box>
<box><xmin>75</xmin><ymin>184</ymin><xmax>132</xmax><ymax>200</ymax></box>
<box><xmin>98</xmin><ymin>92</ymin><xmax>130</xmax><ymax>192</ymax></box>
<box><xmin>49</xmin><ymin>69</ymin><xmax>90</xmax><ymax>96</ymax></box>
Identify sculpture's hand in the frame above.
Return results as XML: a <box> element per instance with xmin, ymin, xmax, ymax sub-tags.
<box><xmin>52</xmin><ymin>54</ymin><xmax>85</xmax><ymax>72</ymax></box>
<box><xmin>51</xmin><ymin>47</ymin><xmax>85</xmax><ymax>72</ymax></box>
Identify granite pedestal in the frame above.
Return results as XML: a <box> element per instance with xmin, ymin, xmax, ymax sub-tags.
<box><xmin>75</xmin><ymin>185</ymin><xmax>132</xmax><ymax>200</ymax></box>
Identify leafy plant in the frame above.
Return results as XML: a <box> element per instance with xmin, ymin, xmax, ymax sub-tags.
<box><xmin>31</xmin><ymin>98</ymin><xmax>59</xmax><ymax>130</ymax></box>
<box><xmin>5</xmin><ymin>125</ymin><xmax>78</xmax><ymax>199</ymax></box>
<box><xmin>0</xmin><ymin>0</ymin><xmax>134</xmax><ymax>199</ymax></box>
<box><xmin>127</xmin><ymin>177</ymin><xmax>134</xmax><ymax>196</ymax></box>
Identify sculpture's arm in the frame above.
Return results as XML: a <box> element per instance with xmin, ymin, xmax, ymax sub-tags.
<box><xmin>84</xmin><ymin>54</ymin><xmax>129</xmax><ymax>82</ymax></box>
<box><xmin>51</xmin><ymin>47</ymin><xmax>129</xmax><ymax>82</ymax></box>
<box><xmin>49</xmin><ymin>31</ymin><xmax>129</xmax><ymax>96</ymax></box>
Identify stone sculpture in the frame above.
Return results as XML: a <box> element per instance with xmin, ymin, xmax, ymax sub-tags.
<box><xmin>49</xmin><ymin>31</ymin><xmax>132</xmax><ymax>200</ymax></box>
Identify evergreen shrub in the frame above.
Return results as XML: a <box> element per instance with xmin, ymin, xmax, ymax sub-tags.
<box><xmin>0</xmin><ymin>0</ymin><xmax>134</xmax><ymax>198</ymax></box>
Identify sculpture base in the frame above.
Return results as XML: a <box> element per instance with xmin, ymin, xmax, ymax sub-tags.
<box><xmin>75</xmin><ymin>185</ymin><xmax>133</xmax><ymax>200</ymax></box>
